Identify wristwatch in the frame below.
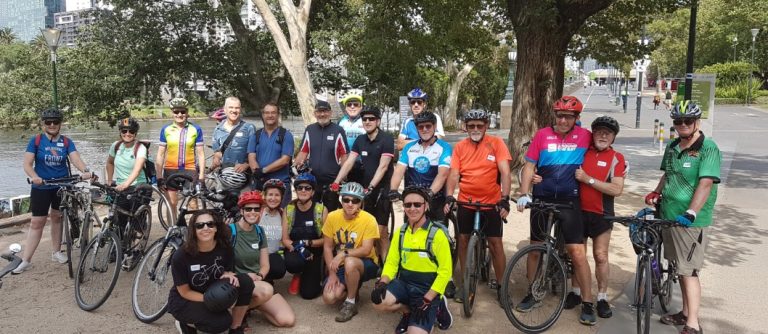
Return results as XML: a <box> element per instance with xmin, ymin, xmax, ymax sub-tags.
<box><xmin>588</xmin><ymin>178</ymin><xmax>596</xmax><ymax>185</ymax></box>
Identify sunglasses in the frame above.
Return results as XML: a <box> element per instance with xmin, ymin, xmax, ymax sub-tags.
<box><xmin>341</xmin><ymin>197</ymin><xmax>362</xmax><ymax>204</ymax></box>
<box><xmin>403</xmin><ymin>202</ymin><xmax>425</xmax><ymax>209</ymax></box>
<box><xmin>362</xmin><ymin>116</ymin><xmax>378</xmax><ymax>122</ymax></box>
<box><xmin>673</xmin><ymin>118</ymin><xmax>696</xmax><ymax>126</ymax></box>
<box><xmin>172</xmin><ymin>109</ymin><xmax>188</xmax><ymax>115</ymax></box>
<box><xmin>346</xmin><ymin>102</ymin><xmax>361</xmax><ymax>108</ymax></box>
<box><xmin>315</xmin><ymin>108</ymin><xmax>331</xmax><ymax>113</ymax></box>
<box><xmin>409</xmin><ymin>100</ymin><xmax>425</xmax><ymax>106</ymax></box>
<box><xmin>417</xmin><ymin>124</ymin><xmax>433</xmax><ymax>131</ymax></box>
<box><xmin>44</xmin><ymin>120</ymin><xmax>61</xmax><ymax>126</ymax></box>
<box><xmin>555</xmin><ymin>113</ymin><xmax>577</xmax><ymax>121</ymax></box>
<box><xmin>242</xmin><ymin>206</ymin><xmax>261</xmax><ymax>212</ymax></box>
<box><xmin>466</xmin><ymin>123</ymin><xmax>486</xmax><ymax>130</ymax></box>
<box><xmin>194</xmin><ymin>221</ymin><xmax>217</xmax><ymax>229</ymax></box>
<box><xmin>121</xmin><ymin>129</ymin><xmax>137</xmax><ymax>135</ymax></box>
<box><xmin>295</xmin><ymin>185</ymin><xmax>313</xmax><ymax>191</ymax></box>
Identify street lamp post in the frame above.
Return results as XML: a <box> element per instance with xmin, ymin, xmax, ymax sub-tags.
<box><xmin>733</xmin><ymin>36</ymin><xmax>738</xmax><ymax>62</ymax></box>
<box><xmin>748</xmin><ymin>28</ymin><xmax>760</xmax><ymax>106</ymax></box>
<box><xmin>635</xmin><ymin>36</ymin><xmax>650</xmax><ymax>128</ymax></box>
<box><xmin>41</xmin><ymin>28</ymin><xmax>62</xmax><ymax>109</ymax></box>
<box><xmin>504</xmin><ymin>49</ymin><xmax>518</xmax><ymax>100</ymax></box>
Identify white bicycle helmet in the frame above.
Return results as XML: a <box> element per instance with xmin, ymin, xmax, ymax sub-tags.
<box><xmin>219</xmin><ymin>167</ymin><xmax>248</xmax><ymax>190</ymax></box>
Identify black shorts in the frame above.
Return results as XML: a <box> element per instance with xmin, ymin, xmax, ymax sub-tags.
<box><xmin>530</xmin><ymin>197</ymin><xmax>583</xmax><ymax>244</ymax></box>
<box><xmin>364</xmin><ymin>188</ymin><xmax>392</xmax><ymax>227</ymax></box>
<box><xmin>457</xmin><ymin>205</ymin><xmax>503</xmax><ymax>238</ymax></box>
<box><xmin>163</xmin><ymin>169</ymin><xmax>199</xmax><ymax>185</ymax></box>
<box><xmin>582</xmin><ymin>211</ymin><xmax>612</xmax><ymax>239</ymax></box>
<box><xmin>30</xmin><ymin>188</ymin><xmax>62</xmax><ymax>216</ymax></box>
<box><xmin>428</xmin><ymin>196</ymin><xmax>446</xmax><ymax>221</ymax></box>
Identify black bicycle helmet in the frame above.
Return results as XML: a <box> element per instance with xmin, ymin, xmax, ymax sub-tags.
<box><xmin>40</xmin><ymin>108</ymin><xmax>63</xmax><ymax>120</ymax></box>
<box><xmin>413</xmin><ymin>111</ymin><xmax>437</xmax><ymax>125</ymax></box>
<box><xmin>670</xmin><ymin>100</ymin><xmax>702</xmax><ymax>119</ymax></box>
<box><xmin>118</xmin><ymin>117</ymin><xmax>140</xmax><ymax>132</ymax></box>
<box><xmin>591</xmin><ymin>116</ymin><xmax>620</xmax><ymax>135</ymax></box>
<box><xmin>203</xmin><ymin>279</ymin><xmax>238</xmax><ymax>312</ymax></box>
<box><xmin>401</xmin><ymin>185</ymin><xmax>432</xmax><ymax>203</ymax></box>
<box><xmin>360</xmin><ymin>106</ymin><xmax>381</xmax><ymax>119</ymax></box>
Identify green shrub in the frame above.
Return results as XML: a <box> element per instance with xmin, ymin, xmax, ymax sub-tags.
<box><xmin>714</xmin><ymin>98</ymin><xmax>742</xmax><ymax>105</ymax></box>
<box><xmin>715</xmin><ymin>79</ymin><xmax>764</xmax><ymax>100</ymax></box>
<box><xmin>697</xmin><ymin>62</ymin><xmax>757</xmax><ymax>86</ymax></box>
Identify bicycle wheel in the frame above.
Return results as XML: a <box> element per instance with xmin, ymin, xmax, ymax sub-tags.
<box><xmin>501</xmin><ymin>244</ymin><xmax>567</xmax><ymax>333</ymax></box>
<box><xmin>75</xmin><ymin>230</ymin><xmax>122</xmax><ymax>311</ymax></box>
<box><xmin>480</xmin><ymin>238</ymin><xmax>491</xmax><ymax>283</ymax></box>
<box><xmin>132</xmin><ymin>238</ymin><xmax>178</xmax><ymax>323</ymax></box>
<box><xmin>462</xmin><ymin>234</ymin><xmax>482</xmax><ymax>317</ymax></box>
<box><xmin>388</xmin><ymin>202</ymin><xmax>396</xmax><ymax>239</ymax></box>
<box><xmin>153</xmin><ymin>186</ymin><xmax>175</xmax><ymax>231</ymax></box>
<box><xmin>123</xmin><ymin>205</ymin><xmax>153</xmax><ymax>271</ymax></box>
<box><xmin>61</xmin><ymin>208</ymin><xmax>75</xmax><ymax>278</ymax></box>
<box><xmin>635</xmin><ymin>257</ymin><xmax>652</xmax><ymax>334</ymax></box>
<box><xmin>657</xmin><ymin>244</ymin><xmax>676</xmax><ymax>313</ymax></box>
<box><xmin>79</xmin><ymin>211</ymin><xmax>98</xmax><ymax>252</ymax></box>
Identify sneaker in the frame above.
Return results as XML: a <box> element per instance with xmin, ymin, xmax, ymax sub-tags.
<box><xmin>453</xmin><ymin>286</ymin><xmax>464</xmax><ymax>303</ymax></box>
<box><xmin>579</xmin><ymin>302</ymin><xmax>597</xmax><ymax>326</ymax></box>
<box><xmin>680</xmin><ymin>325</ymin><xmax>703</xmax><ymax>334</ymax></box>
<box><xmin>661</xmin><ymin>311</ymin><xmax>688</xmax><ymax>326</ymax></box>
<box><xmin>436</xmin><ymin>296</ymin><xmax>453</xmax><ymax>330</ymax></box>
<box><xmin>444</xmin><ymin>280</ymin><xmax>456</xmax><ymax>299</ymax></box>
<box><xmin>335</xmin><ymin>301</ymin><xmax>358</xmax><ymax>322</ymax></box>
<box><xmin>52</xmin><ymin>251</ymin><xmax>68</xmax><ymax>264</ymax></box>
<box><xmin>288</xmin><ymin>275</ymin><xmax>301</xmax><ymax>295</ymax></box>
<box><xmin>597</xmin><ymin>299</ymin><xmax>613</xmax><ymax>318</ymax></box>
<box><xmin>174</xmin><ymin>320</ymin><xmax>197</xmax><ymax>334</ymax></box>
<box><xmin>395</xmin><ymin>313</ymin><xmax>410</xmax><ymax>334</ymax></box>
<box><xmin>11</xmin><ymin>260</ymin><xmax>31</xmax><ymax>274</ymax></box>
<box><xmin>515</xmin><ymin>293</ymin><xmax>541</xmax><ymax>313</ymax></box>
<box><xmin>564</xmin><ymin>292</ymin><xmax>582</xmax><ymax>309</ymax></box>
<box><xmin>487</xmin><ymin>279</ymin><xmax>500</xmax><ymax>290</ymax></box>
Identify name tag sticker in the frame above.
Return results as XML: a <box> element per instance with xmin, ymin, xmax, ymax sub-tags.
<box><xmin>305</xmin><ymin>220</ymin><xmax>314</xmax><ymax>226</ymax></box>
<box><xmin>57</xmin><ymin>142</ymin><xmax>65</xmax><ymax>147</ymax></box>
<box><xmin>190</xmin><ymin>264</ymin><xmax>200</xmax><ymax>271</ymax></box>
<box><xmin>350</xmin><ymin>232</ymin><xmax>358</xmax><ymax>239</ymax></box>
<box><xmin>487</xmin><ymin>155</ymin><xmax>496</xmax><ymax>162</ymax></box>
<box><xmin>251</xmin><ymin>243</ymin><xmax>259</xmax><ymax>249</ymax></box>
<box><xmin>547</xmin><ymin>143</ymin><xmax>557</xmax><ymax>152</ymax></box>
<box><xmin>597</xmin><ymin>160</ymin><xmax>607</xmax><ymax>167</ymax></box>
<box><xmin>418</xmin><ymin>252</ymin><xmax>428</xmax><ymax>258</ymax></box>
<box><xmin>235</xmin><ymin>132</ymin><xmax>243</xmax><ymax>137</ymax></box>
<box><xmin>326</xmin><ymin>135</ymin><xmax>334</xmax><ymax>140</ymax></box>
<box><xmin>683</xmin><ymin>162</ymin><xmax>691</xmax><ymax>168</ymax></box>
<box><xmin>361</xmin><ymin>151</ymin><xmax>368</xmax><ymax>156</ymax></box>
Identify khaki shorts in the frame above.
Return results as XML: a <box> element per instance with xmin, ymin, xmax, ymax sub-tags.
<box><xmin>663</xmin><ymin>226</ymin><xmax>708</xmax><ymax>276</ymax></box>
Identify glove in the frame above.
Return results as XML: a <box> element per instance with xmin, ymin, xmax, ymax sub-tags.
<box><xmin>252</xmin><ymin>168</ymin><xmax>263</xmax><ymax>180</ymax></box>
<box><xmin>445</xmin><ymin>195</ymin><xmax>456</xmax><ymax>206</ymax></box>
<box><xmin>156</xmin><ymin>177</ymin><xmax>165</xmax><ymax>190</ymax></box>
<box><xmin>388</xmin><ymin>190</ymin><xmax>401</xmax><ymax>201</ymax></box>
<box><xmin>365</xmin><ymin>185</ymin><xmax>374</xmax><ymax>196</ymax></box>
<box><xmin>330</xmin><ymin>182</ymin><xmax>341</xmax><ymax>192</ymax></box>
<box><xmin>675</xmin><ymin>210</ymin><xmax>696</xmax><ymax>227</ymax></box>
<box><xmin>635</xmin><ymin>207</ymin><xmax>655</xmax><ymax>219</ymax></box>
<box><xmin>293</xmin><ymin>240</ymin><xmax>312</xmax><ymax>260</ymax></box>
<box><xmin>370</xmin><ymin>280</ymin><xmax>388</xmax><ymax>305</ymax></box>
<box><xmin>644</xmin><ymin>191</ymin><xmax>661</xmax><ymax>205</ymax></box>
<box><xmin>411</xmin><ymin>297</ymin><xmax>432</xmax><ymax>323</ymax></box>
<box><xmin>496</xmin><ymin>197</ymin><xmax>511</xmax><ymax>212</ymax></box>
<box><xmin>516</xmin><ymin>195</ymin><xmax>531</xmax><ymax>211</ymax></box>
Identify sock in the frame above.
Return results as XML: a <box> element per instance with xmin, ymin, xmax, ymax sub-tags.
<box><xmin>572</xmin><ymin>287</ymin><xmax>581</xmax><ymax>296</ymax></box>
<box><xmin>345</xmin><ymin>297</ymin><xmax>356</xmax><ymax>304</ymax></box>
<box><xmin>597</xmin><ymin>292</ymin><xmax>608</xmax><ymax>301</ymax></box>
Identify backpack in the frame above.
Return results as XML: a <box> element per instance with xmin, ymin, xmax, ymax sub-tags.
<box><xmin>255</xmin><ymin>126</ymin><xmax>287</xmax><ymax>146</ymax></box>
<box><xmin>398</xmin><ymin>221</ymin><xmax>454</xmax><ymax>266</ymax></box>
<box><xmin>285</xmin><ymin>202</ymin><xmax>324</xmax><ymax>237</ymax></box>
<box><xmin>229</xmin><ymin>223</ymin><xmax>266</xmax><ymax>247</ymax></box>
<box><xmin>111</xmin><ymin>140</ymin><xmax>157</xmax><ymax>184</ymax></box>
<box><xmin>35</xmin><ymin>134</ymin><xmax>72</xmax><ymax>176</ymax></box>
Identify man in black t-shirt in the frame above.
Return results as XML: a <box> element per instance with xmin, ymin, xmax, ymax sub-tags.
<box><xmin>333</xmin><ymin>106</ymin><xmax>395</xmax><ymax>262</ymax></box>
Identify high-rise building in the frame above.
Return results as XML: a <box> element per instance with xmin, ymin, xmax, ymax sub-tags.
<box><xmin>0</xmin><ymin>0</ymin><xmax>65</xmax><ymax>41</ymax></box>
<box><xmin>54</xmin><ymin>9</ymin><xmax>96</xmax><ymax>47</ymax></box>
<box><xmin>65</xmin><ymin>0</ymin><xmax>94</xmax><ymax>11</ymax></box>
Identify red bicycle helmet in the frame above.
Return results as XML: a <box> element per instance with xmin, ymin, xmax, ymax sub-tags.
<box><xmin>238</xmin><ymin>191</ymin><xmax>263</xmax><ymax>208</ymax></box>
<box><xmin>553</xmin><ymin>96</ymin><xmax>584</xmax><ymax>114</ymax></box>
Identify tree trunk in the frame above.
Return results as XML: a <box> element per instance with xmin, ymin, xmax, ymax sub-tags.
<box><xmin>444</xmin><ymin>62</ymin><xmax>473</xmax><ymax>129</ymax></box>
<box><xmin>252</xmin><ymin>0</ymin><xmax>316</xmax><ymax>125</ymax></box>
<box><xmin>506</xmin><ymin>0</ymin><xmax>614</xmax><ymax>171</ymax></box>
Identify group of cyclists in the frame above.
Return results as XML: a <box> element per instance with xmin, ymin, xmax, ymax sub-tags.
<box><xmin>17</xmin><ymin>85</ymin><xmax>718</xmax><ymax>334</ymax></box>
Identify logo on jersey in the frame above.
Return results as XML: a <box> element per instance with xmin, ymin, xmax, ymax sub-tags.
<box><xmin>414</xmin><ymin>156</ymin><xmax>430</xmax><ymax>174</ymax></box>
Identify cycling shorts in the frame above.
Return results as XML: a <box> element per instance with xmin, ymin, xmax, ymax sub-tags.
<box><xmin>582</xmin><ymin>211</ymin><xmax>612</xmax><ymax>239</ymax></box>
<box><xmin>30</xmin><ymin>187</ymin><xmax>62</xmax><ymax>216</ymax></box>
<box><xmin>530</xmin><ymin>197</ymin><xmax>583</xmax><ymax>244</ymax></box>
<box><xmin>457</xmin><ymin>205</ymin><xmax>503</xmax><ymax>238</ymax></box>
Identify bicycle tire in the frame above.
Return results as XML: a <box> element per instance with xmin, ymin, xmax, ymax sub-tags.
<box><xmin>445</xmin><ymin>210</ymin><xmax>459</xmax><ymax>268</ymax></box>
<box><xmin>388</xmin><ymin>201</ymin><xmax>395</xmax><ymax>240</ymax></box>
<box><xmin>636</xmin><ymin>257</ymin><xmax>652</xmax><ymax>334</ymax></box>
<box><xmin>501</xmin><ymin>244</ymin><xmax>567</xmax><ymax>333</ymax></box>
<box><xmin>123</xmin><ymin>205</ymin><xmax>152</xmax><ymax>271</ymax></box>
<box><xmin>80</xmin><ymin>211</ymin><xmax>98</xmax><ymax>252</ymax></box>
<box><xmin>61</xmin><ymin>209</ymin><xmax>75</xmax><ymax>279</ymax></box>
<box><xmin>480</xmin><ymin>238</ymin><xmax>491</xmax><ymax>283</ymax></box>
<box><xmin>462</xmin><ymin>234</ymin><xmax>481</xmax><ymax>317</ymax></box>
<box><xmin>153</xmin><ymin>186</ymin><xmax>175</xmax><ymax>231</ymax></box>
<box><xmin>132</xmin><ymin>238</ymin><xmax>178</xmax><ymax>323</ymax></box>
<box><xmin>657</xmin><ymin>244</ymin><xmax>675</xmax><ymax>313</ymax></box>
<box><xmin>75</xmin><ymin>230</ymin><xmax>122</xmax><ymax>311</ymax></box>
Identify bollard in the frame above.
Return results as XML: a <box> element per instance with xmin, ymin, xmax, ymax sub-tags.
<box><xmin>659</xmin><ymin>122</ymin><xmax>665</xmax><ymax>154</ymax></box>
<box><xmin>653</xmin><ymin>119</ymin><xmax>660</xmax><ymax>144</ymax></box>
<box><xmin>669</xmin><ymin>126</ymin><xmax>676</xmax><ymax>140</ymax></box>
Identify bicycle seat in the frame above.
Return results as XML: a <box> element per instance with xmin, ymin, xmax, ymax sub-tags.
<box><xmin>166</xmin><ymin>173</ymin><xmax>194</xmax><ymax>191</ymax></box>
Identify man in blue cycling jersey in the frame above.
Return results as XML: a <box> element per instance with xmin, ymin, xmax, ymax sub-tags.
<box><xmin>396</xmin><ymin>88</ymin><xmax>445</xmax><ymax>151</ymax></box>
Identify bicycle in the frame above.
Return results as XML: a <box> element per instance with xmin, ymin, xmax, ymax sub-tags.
<box><xmin>74</xmin><ymin>182</ymin><xmax>154</xmax><ymax>311</ymax></box>
<box><xmin>605</xmin><ymin>209</ymin><xmax>681</xmax><ymax>334</ymax></box>
<box><xmin>29</xmin><ymin>175</ymin><xmax>100</xmax><ymax>278</ymax></box>
<box><xmin>131</xmin><ymin>174</ymin><xmax>238</xmax><ymax>323</ymax></box>
<box><xmin>454</xmin><ymin>199</ymin><xmax>499</xmax><ymax>318</ymax></box>
<box><xmin>500</xmin><ymin>199</ymin><xmax>573</xmax><ymax>333</ymax></box>
<box><xmin>0</xmin><ymin>243</ymin><xmax>22</xmax><ymax>289</ymax></box>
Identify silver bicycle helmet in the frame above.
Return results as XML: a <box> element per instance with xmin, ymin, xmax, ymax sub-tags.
<box><xmin>219</xmin><ymin>167</ymin><xmax>248</xmax><ymax>190</ymax></box>
<box><xmin>464</xmin><ymin>109</ymin><xmax>489</xmax><ymax>122</ymax></box>
<box><xmin>339</xmin><ymin>182</ymin><xmax>365</xmax><ymax>200</ymax></box>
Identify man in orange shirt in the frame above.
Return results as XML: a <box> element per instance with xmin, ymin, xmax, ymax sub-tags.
<box><xmin>443</xmin><ymin>109</ymin><xmax>512</xmax><ymax>303</ymax></box>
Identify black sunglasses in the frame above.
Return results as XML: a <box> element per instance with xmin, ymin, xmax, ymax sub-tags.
<box><xmin>466</xmin><ymin>123</ymin><xmax>486</xmax><ymax>130</ymax></box>
<box><xmin>44</xmin><ymin>120</ymin><xmax>61</xmax><ymax>126</ymax></box>
<box><xmin>403</xmin><ymin>202</ymin><xmax>425</xmax><ymax>209</ymax></box>
<box><xmin>242</xmin><ymin>206</ymin><xmax>261</xmax><ymax>212</ymax></box>
<box><xmin>194</xmin><ymin>221</ymin><xmax>217</xmax><ymax>229</ymax></box>
<box><xmin>673</xmin><ymin>118</ymin><xmax>696</xmax><ymax>126</ymax></box>
<box><xmin>346</xmin><ymin>102</ymin><xmax>361</xmax><ymax>108</ymax></box>
<box><xmin>409</xmin><ymin>100</ymin><xmax>425</xmax><ymax>106</ymax></box>
<box><xmin>341</xmin><ymin>197</ymin><xmax>362</xmax><ymax>204</ymax></box>
<box><xmin>121</xmin><ymin>129</ymin><xmax>137</xmax><ymax>134</ymax></box>
<box><xmin>295</xmin><ymin>185</ymin><xmax>313</xmax><ymax>191</ymax></box>
<box><xmin>555</xmin><ymin>113</ymin><xmax>577</xmax><ymax>120</ymax></box>
<box><xmin>361</xmin><ymin>116</ymin><xmax>378</xmax><ymax>122</ymax></box>
<box><xmin>172</xmin><ymin>109</ymin><xmax>188</xmax><ymax>115</ymax></box>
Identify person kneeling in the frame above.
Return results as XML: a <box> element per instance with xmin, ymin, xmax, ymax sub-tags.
<box><xmin>372</xmin><ymin>187</ymin><xmax>454</xmax><ymax>333</ymax></box>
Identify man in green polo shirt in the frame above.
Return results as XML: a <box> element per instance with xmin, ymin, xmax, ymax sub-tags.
<box><xmin>645</xmin><ymin>101</ymin><xmax>720</xmax><ymax>334</ymax></box>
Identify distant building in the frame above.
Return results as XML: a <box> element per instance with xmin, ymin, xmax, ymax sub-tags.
<box><xmin>54</xmin><ymin>9</ymin><xmax>96</xmax><ymax>47</ymax></box>
<box><xmin>65</xmin><ymin>0</ymin><xmax>94</xmax><ymax>11</ymax></box>
<box><xmin>582</xmin><ymin>57</ymin><xmax>598</xmax><ymax>73</ymax></box>
<box><xmin>0</xmin><ymin>0</ymin><xmax>65</xmax><ymax>41</ymax></box>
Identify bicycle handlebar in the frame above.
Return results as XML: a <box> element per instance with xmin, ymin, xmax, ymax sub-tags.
<box><xmin>27</xmin><ymin>175</ymin><xmax>82</xmax><ymax>185</ymax></box>
<box><xmin>604</xmin><ymin>215</ymin><xmax>681</xmax><ymax>228</ymax></box>
<box><xmin>0</xmin><ymin>252</ymin><xmax>22</xmax><ymax>281</ymax></box>
<box><xmin>512</xmin><ymin>197</ymin><xmax>574</xmax><ymax>211</ymax></box>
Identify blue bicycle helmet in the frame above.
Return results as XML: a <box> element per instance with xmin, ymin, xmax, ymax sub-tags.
<box><xmin>407</xmin><ymin>88</ymin><xmax>428</xmax><ymax>101</ymax></box>
<box><xmin>294</xmin><ymin>172</ymin><xmax>317</xmax><ymax>189</ymax></box>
